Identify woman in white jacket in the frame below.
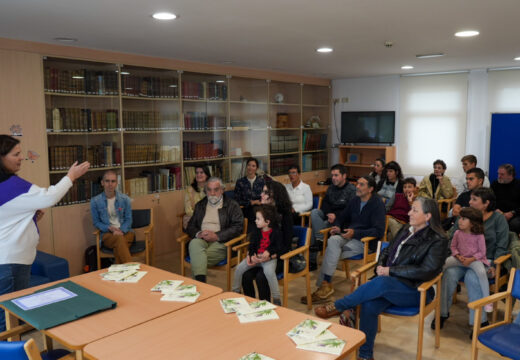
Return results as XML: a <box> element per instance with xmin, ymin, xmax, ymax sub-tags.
<box><xmin>0</xmin><ymin>135</ymin><xmax>89</xmax><ymax>331</ymax></box>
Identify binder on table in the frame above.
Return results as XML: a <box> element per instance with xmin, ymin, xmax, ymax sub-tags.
<box><xmin>0</xmin><ymin>280</ymin><xmax>117</xmax><ymax>330</ymax></box>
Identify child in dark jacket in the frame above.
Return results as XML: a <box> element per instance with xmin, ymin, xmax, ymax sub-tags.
<box><xmin>232</xmin><ymin>204</ymin><xmax>283</xmax><ymax>305</ymax></box>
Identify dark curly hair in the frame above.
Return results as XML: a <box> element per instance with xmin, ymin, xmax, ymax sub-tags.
<box><xmin>190</xmin><ymin>165</ymin><xmax>211</xmax><ymax>191</ymax></box>
<box><xmin>383</xmin><ymin>161</ymin><xmax>404</xmax><ymax>182</ymax></box>
<box><xmin>459</xmin><ymin>207</ymin><xmax>484</xmax><ymax>235</ymax></box>
<box><xmin>264</xmin><ymin>180</ymin><xmax>293</xmax><ymax>215</ymax></box>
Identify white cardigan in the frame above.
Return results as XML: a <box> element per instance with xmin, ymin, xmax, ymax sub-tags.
<box><xmin>0</xmin><ymin>175</ymin><xmax>72</xmax><ymax>265</ymax></box>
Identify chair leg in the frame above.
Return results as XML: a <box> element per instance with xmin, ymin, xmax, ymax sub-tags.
<box><xmin>377</xmin><ymin>315</ymin><xmax>381</xmax><ymax>333</ymax></box>
<box><xmin>452</xmin><ymin>290</ymin><xmax>457</xmax><ymax>304</ymax></box>
<box><xmin>305</xmin><ymin>272</ymin><xmax>312</xmax><ymax>310</ymax></box>
<box><xmin>226</xmin><ymin>263</ymin><xmax>231</xmax><ymax>292</ymax></box>
<box><xmin>416</xmin><ymin>316</ymin><xmax>425</xmax><ymax>360</ymax></box>
<box><xmin>283</xmin><ymin>279</ymin><xmax>289</xmax><ymax>308</ymax></box>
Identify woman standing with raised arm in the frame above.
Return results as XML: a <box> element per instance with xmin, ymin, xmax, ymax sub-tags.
<box><xmin>0</xmin><ymin>135</ymin><xmax>89</xmax><ymax>331</ymax></box>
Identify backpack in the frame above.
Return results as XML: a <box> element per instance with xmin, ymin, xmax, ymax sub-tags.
<box><xmin>83</xmin><ymin>245</ymin><xmax>113</xmax><ymax>272</ymax></box>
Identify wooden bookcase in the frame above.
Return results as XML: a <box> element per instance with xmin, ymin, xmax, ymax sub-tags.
<box><xmin>338</xmin><ymin>145</ymin><xmax>396</xmax><ymax>178</ymax></box>
<box><xmin>43</xmin><ymin>57</ymin><xmax>331</xmax><ymax>204</ymax></box>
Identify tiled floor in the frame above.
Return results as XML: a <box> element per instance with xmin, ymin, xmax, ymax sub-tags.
<box><xmin>23</xmin><ymin>251</ymin><xmax>515</xmax><ymax>359</ymax></box>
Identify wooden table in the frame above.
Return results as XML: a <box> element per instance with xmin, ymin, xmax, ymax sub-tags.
<box><xmin>83</xmin><ymin>292</ymin><xmax>365</xmax><ymax>360</ymax></box>
<box><xmin>0</xmin><ymin>264</ymin><xmax>222</xmax><ymax>359</ymax></box>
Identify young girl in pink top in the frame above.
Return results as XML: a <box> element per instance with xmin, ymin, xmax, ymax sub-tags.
<box><xmin>444</xmin><ymin>207</ymin><xmax>492</xmax><ymax>312</ymax></box>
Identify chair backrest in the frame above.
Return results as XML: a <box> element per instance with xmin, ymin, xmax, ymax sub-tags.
<box><xmin>0</xmin><ymin>340</ymin><xmax>31</xmax><ymax>360</ymax></box>
<box><xmin>224</xmin><ymin>190</ymin><xmax>235</xmax><ymax>200</ymax></box>
<box><xmin>132</xmin><ymin>209</ymin><xmax>151</xmax><ymax>229</ymax></box>
<box><xmin>512</xmin><ymin>268</ymin><xmax>520</xmax><ymax>300</ymax></box>
<box><xmin>293</xmin><ymin>226</ymin><xmax>309</xmax><ymax>248</ymax></box>
<box><xmin>312</xmin><ymin>195</ymin><xmax>321</xmax><ymax>209</ymax></box>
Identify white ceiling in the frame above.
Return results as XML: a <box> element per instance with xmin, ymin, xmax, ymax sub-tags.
<box><xmin>1</xmin><ymin>0</ymin><xmax>519</xmax><ymax>79</ymax></box>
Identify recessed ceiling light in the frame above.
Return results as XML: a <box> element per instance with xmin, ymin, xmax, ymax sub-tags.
<box><xmin>222</xmin><ymin>60</ymin><xmax>234</xmax><ymax>65</ymax></box>
<box><xmin>216</xmin><ymin>80</ymin><xmax>225</xmax><ymax>83</ymax></box>
<box><xmin>125</xmin><ymin>87</ymin><xmax>133</xmax><ymax>90</ymax></box>
<box><xmin>72</xmin><ymin>75</ymin><xmax>84</xmax><ymax>79</ymax></box>
<box><xmin>54</xmin><ymin>37</ymin><xmax>78</xmax><ymax>43</ymax></box>
<box><xmin>316</xmin><ymin>47</ymin><xmax>333</xmax><ymax>53</ymax></box>
<box><xmin>152</xmin><ymin>12</ymin><xmax>177</xmax><ymax>20</ymax></box>
<box><xmin>401</xmin><ymin>65</ymin><xmax>414</xmax><ymax>70</ymax></box>
<box><xmin>514</xmin><ymin>57</ymin><xmax>520</xmax><ymax>61</ymax></box>
<box><xmin>416</xmin><ymin>53</ymin><xmax>445</xmax><ymax>59</ymax></box>
<box><xmin>120</xmin><ymin>71</ymin><xmax>130</xmax><ymax>75</ymax></box>
<box><xmin>455</xmin><ymin>30</ymin><xmax>479</xmax><ymax>37</ymax></box>
<box><xmin>169</xmin><ymin>84</ymin><xmax>177</xmax><ymax>88</ymax></box>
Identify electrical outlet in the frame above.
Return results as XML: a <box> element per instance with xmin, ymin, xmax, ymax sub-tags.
<box><xmin>341</xmin><ymin>97</ymin><xmax>349</xmax><ymax>103</ymax></box>
<box><xmin>332</xmin><ymin>98</ymin><xmax>340</xmax><ymax>104</ymax></box>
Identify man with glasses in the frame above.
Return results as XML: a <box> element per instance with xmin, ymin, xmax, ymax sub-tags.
<box><xmin>285</xmin><ymin>165</ymin><xmax>313</xmax><ymax>224</ymax></box>
<box><xmin>187</xmin><ymin>177</ymin><xmax>243</xmax><ymax>283</ymax></box>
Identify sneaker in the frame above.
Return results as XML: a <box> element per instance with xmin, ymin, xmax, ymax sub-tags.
<box><xmin>430</xmin><ymin>313</ymin><xmax>449</xmax><ymax>330</ymax></box>
<box><xmin>300</xmin><ymin>282</ymin><xmax>334</xmax><ymax>305</ymax></box>
<box><xmin>272</xmin><ymin>298</ymin><xmax>282</xmax><ymax>306</ymax></box>
<box><xmin>339</xmin><ymin>308</ymin><xmax>356</xmax><ymax>328</ymax></box>
<box><xmin>315</xmin><ymin>302</ymin><xmax>340</xmax><ymax>319</ymax></box>
<box><xmin>484</xmin><ymin>303</ymin><xmax>493</xmax><ymax>313</ymax></box>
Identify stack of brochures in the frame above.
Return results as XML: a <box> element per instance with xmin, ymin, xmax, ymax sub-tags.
<box><xmin>220</xmin><ymin>298</ymin><xmax>279</xmax><ymax>323</ymax></box>
<box><xmin>100</xmin><ymin>263</ymin><xmax>147</xmax><ymax>283</ymax></box>
<box><xmin>239</xmin><ymin>352</ymin><xmax>275</xmax><ymax>360</ymax></box>
<box><xmin>151</xmin><ymin>280</ymin><xmax>201</xmax><ymax>302</ymax></box>
<box><xmin>286</xmin><ymin>319</ymin><xmax>346</xmax><ymax>355</ymax></box>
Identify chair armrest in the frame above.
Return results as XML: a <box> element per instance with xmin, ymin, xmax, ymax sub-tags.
<box><xmin>232</xmin><ymin>242</ymin><xmax>250</xmax><ymax>252</ymax></box>
<box><xmin>350</xmin><ymin>261</ymin><xmax>377</xmax><ymax>280</ymax></box>
<box><xmin>300</xmin><ymin>211</ymin><xmax>311</xmax><ymax>218</ymax></box>
<box><xmin>319</xmin><ymin>227</ymin><xmax>332</xmax><ymax>236</ymax></box>
<box><xmin>223</xmin><ymin>233</ymin><xmax>247</xmax><ymax>247</ymax></box>
<box><xmin>93</xmin><ymin>229</ymin><xmax>100</xmax><ymax>236</ymax></box>
<box><xmin>467</xmin><ymin>291</ymin><xmax>509</xmax><ymax>310</ymax></box>
<box><xmin>360</xmin><ymin>236</ymin><xmax>377</xmax><ymax>244</ymax></box>
<box><xmin>280</xmin><ymin>245</ymin><xmax>309</xmax><ymax>261</ymax></box>
<box><xmin>494</xmin><ymin>253</ymin><xmax>512</xmax><ymax>265</ymax></box>
<box><xmin>417</xmin><ymin>273</ymin><xmax>442</xmax><ymax>292</ymax></box>
<box><xmin>176</xmin><ymin>234</ymin><xmax>189</xmax><ymax>243</ymax></box>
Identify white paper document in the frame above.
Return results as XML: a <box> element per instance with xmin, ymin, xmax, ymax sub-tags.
<box><xmin>239</xmin><ymin>352</ymin><xmax>275</xmax><ymax>360</ymax></box>
<box><xmin>12</xmin><ymin>287</ymin><xmax>77</xmax><ymax>311</ymax></box>
<box><xmin>220</xmin><ymin>297</ymin><xmax>252</xmax><ymax>314</ymax></box>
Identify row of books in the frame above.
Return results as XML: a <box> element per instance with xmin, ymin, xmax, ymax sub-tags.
<box><xmin>44</xmin><ymin>68</ymin><xmax>119</xmax><ymax>95</ymax></box>
<box><xmin>49</xmin><ymin>143</ymin><xmax>120</xmax><ymax>170</ymax></box>
<box><xmin>182</xmin><ymin>165</ymin><xmax>223</xmax><ymax>187</ymax></box>
<box><xmin>123</xmin><ymin>111</ymin><xmax>179</xmax><ymax>130</ymax></box>
<box><xmin>121</xmin><ymin>75</ymin><xmax>179</xmax><ymax>98</ymax></box>
<box><xmin>270</xmin><ymin>135</ymin><xmax>299</xmax><ymax>153</ymax></box>
<box><xmin>56</xmin><ymin>179</ymin><xmax>103</xmax><ymax>206</ymax></box>
<box><xmin>302</xmin><ymin>133</ymin><xmax>328</xmax><ymax>151</ymax></box>
<box><xmin>302</xmin><ymin>153</ymin><xmax>328</xmax><ymax>172</ymax></box>
<box><xmin>46</xmin><ymin>108</ymin><xmax>118</xmax><ymax>132</ymax></box>
<box><xmin>182</xmin><ymin>141</ymin><xmax>224</xmax><ymax>160</ymax></box>
<box><xmin>184</xmin><ymin>112</ymin><xmax>226</xmax><ymax>130</ymax></box>
<box><xmin>124</xmin><ymin>145</ymin><xmax>181</xmax><ymax>164</ymax></box>
<box><xmin>270</xmin><ymin>156</ymin><xmax>298</xmax><ymax>176</ymax></box>
<box><xmin>124</xmin><ymin>169</ymin><xmax>182</xmax><ymax>197</ymax></box>
<box><xmin>181</xmin><ymin>81</ymin><xmax>228</xmax><ymax>100</ymax></box>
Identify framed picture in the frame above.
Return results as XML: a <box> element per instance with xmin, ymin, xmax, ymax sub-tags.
<box><xmin>346</xmin><ymin>152</ymin><xmax>360</xmax><ymax>164</ymax></box>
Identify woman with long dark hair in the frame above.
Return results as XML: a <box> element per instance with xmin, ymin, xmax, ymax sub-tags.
<box><xmin>0</xmin><ymin>135</ymin><xmax>89</xmax><ymax>331</ymax></box>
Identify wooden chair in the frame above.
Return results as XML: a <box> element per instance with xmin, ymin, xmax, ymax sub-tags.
<box><xmin>468</xmin><ymin>268</ymin><xmax>520</xmax><ymax>360</ymax></box>
<box><xmin>94</xmin><ymin>208</ymin><xmax>154</xmax><ymax>269</ymax></box>
<box><xmin>0</xmin><ymin>338</ymin><xmax>72</xmax><ymax>360</ymax></box>
<box><xmin>319</xmin><ymin>227</ymin><xmax>381</xmax><ymax>283</ymax></box>
<box><xmin>437</xmin><ymin>188</ymin><xmax>457</xmax><ymax>220</ymax></box>
<box><xmin>299</xmin><ymin>194</ymin><xmax>323</xmax><ymax>227</ymax></box>
<box><xmin>235</xmin><ymin>226</ymin><xmax>312</xmax><ymax>309</ymax></box>
<box><xmin>351</xmin><ymin>262</ymin><xmax>443</xmax><ymax>360</ymax></box>
<box><xmin>177</xmin><ymin>218</ymin><xmax>248</xmax><ymax>291</ymax></box>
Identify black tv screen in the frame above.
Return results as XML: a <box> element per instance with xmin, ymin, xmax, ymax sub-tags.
<box><xmin>341</xmin><ymin>111</ymin><xmax>395</xmax><ymax>144</ymax></box>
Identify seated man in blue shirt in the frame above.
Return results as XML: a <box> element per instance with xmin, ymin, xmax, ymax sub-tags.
<box><xmin>303</xmin><ymin>176</ymin><xmax>385</xmax><ymax>304</ymax></box>
<box><xmin>91</xmin><ymin>170</ymin><xmax>134</xmax><ymax>264</ymax></box>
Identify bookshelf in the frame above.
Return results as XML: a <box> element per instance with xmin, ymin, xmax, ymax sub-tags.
<box><xmin>338</xmin><ymin>145</ymin><xmax>396</xmax><ymax>178</ymax></box>
<box><xmin>43</xmin><ymin>57</ymin><xmax>330</xmax><ymax>204</ymax></box>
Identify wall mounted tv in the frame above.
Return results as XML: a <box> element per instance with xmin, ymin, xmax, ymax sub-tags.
<box><xmin>341</xmin><ymin>111</ymin><xmax>395</xmax><ymax>145</ymax></box>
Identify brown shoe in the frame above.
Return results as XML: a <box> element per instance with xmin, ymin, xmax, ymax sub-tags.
<box><xmin>315</xmin><ymin>302</ymin><xmax>340</xmax><ymax>319</ymax></box>
<box><xmin>300</xmin><ymin>281</ymin><xmax>334</xmax><ymax>304</ymax></box>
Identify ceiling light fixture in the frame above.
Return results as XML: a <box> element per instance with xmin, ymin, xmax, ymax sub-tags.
<box><xmin>120</xmin><ymin>71</ymin><xmax>130</xmax><ymax>75</ymax></box>
<box><xmin>455</xmin><ymin>30</ymin><xmax>479</xmax><ymax>37</ymax></box>
<box><xmin>514</xmin><ymin>57</ymin><xmax>520</xmax><ymax>61</ymax></box>
<box><xmin>316</xmin><ymin>47</ymin><xmax>333</xmax><ymax>53</ymax></box>
<box><xmin>54</xmin><ymin>37</ymin><xmax>78</xmax><ymax>43</ymax></box>
<box><xmin>401</xmin><ymin>65</ymin><xmax>414</xmax><ymax>70</ymax></box>
<box><xmin>169</xmin><ymin>84</ymin><xmax>177</xmax><ymax>88</ymax></box>
<box><xmin>416</xmin><ymin>53</ymin><xmax>445</xmax><ymax>59</ymax></box>
<box><xmin>152</xmin><ymin>12</ymin><xmax>177</xmax><ymax>20</ymax></box>
<box><xmin>72</xmin><ymin>75</ymin><xmax>84</xmax><ymax>79</ymax></box>
<box><xmin>216</xmin><ymin>80</ymin><xmax>225</xmax><ymax>83</ymax></box>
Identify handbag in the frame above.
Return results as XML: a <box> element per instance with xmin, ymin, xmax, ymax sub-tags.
<box><xmin>289</xmin><ymin>254</ymin><xmax>306</xmax><ymax>273</ymax></box>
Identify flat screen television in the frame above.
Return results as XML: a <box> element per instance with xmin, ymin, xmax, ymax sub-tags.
<box><xmin>341</xmin><ymin>111</ymin><xmax>395</xmax><ymax>144</ymax></box>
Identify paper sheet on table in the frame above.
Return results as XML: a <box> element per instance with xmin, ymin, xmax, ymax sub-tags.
<box><xmin>11</xmin><ymin>287</ymin><xmax>77</xmax><ymax>311</ymax></box>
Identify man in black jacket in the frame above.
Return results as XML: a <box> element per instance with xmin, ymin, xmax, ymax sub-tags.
<box><xmin>304</xmin><ymin>176</ymin><xmax>385</xmax><ymax>304</ymax></box>
<box><xmin>309</xmin><ymin>164</ymin><xmax>356</xmax><ymax>269</ymax></box>
<box><xmin>187</xmin><ymin>177</ymin><xmax>243</xmax><ymax>283</ymax></box>
<box><xmin>491</xmin><ymin>163</ymin><xmax>520</xmax><ymax>234</ymax></box>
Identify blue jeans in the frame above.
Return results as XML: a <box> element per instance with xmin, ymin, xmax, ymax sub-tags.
<box><xmin>0</xmin><ymin>263</ymin><xmax>31</xmax><ymax>331</ymax></box>
<box><xmin>334</xmin><ymin>276</ymin><xmax>429</xmax><ymax>359</ymax></box>
<box><xmin>440</xmin><ymin>266</ymin><xmax>486</xmax><ymax>325</ymax></box>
